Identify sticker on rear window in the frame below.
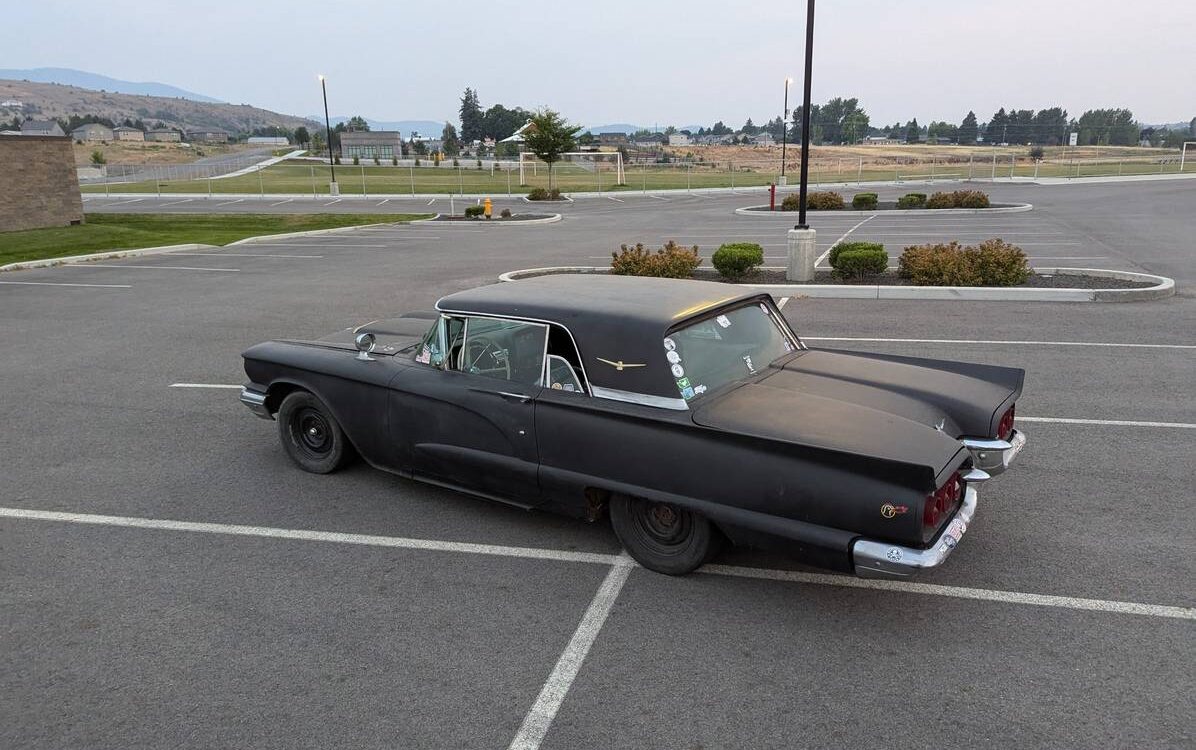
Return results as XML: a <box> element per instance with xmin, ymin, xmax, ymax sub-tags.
<box><xmin>716</xmin><ymin>314</ymin><xmax>731</xmax><ymax>328</ymax></box>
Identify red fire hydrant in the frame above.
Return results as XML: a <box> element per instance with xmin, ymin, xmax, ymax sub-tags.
<box><xmin>769</xmin><ymin>183</ymin><xmax>776</xmax><ymax>211</ymax></box>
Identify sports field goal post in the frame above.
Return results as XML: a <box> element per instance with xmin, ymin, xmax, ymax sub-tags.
<box><xmin>518</xmin><ymin>151</ymin><xmax>625</xmax><ymax>187</ymax></box>
<box><xmin>1181</xmin><ymin>142</ymin><xmax>1196</xmax><ymax>171</ymax></box>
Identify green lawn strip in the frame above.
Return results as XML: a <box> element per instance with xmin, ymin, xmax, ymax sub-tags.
<box><xmin>0</xmin><ymin>213</ymin><xmax>431</xmax><ymax>266</ymax></box>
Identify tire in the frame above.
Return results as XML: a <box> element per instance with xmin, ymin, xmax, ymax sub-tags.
<box><xmin>276</xmin><ymin>391</ymin><xmax>351</xmax><ymax>474</ymax></box>
<box><xmin>609</xmin><ymin>495</ymin><xmax>722</xmax><ymax>575</ymax></box>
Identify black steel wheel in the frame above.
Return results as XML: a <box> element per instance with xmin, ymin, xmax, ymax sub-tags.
<box><xmin>277</xmin><ymin>391</ymin><xmax>350</xmax><ymax>474</ymax></box>
<box><xmin>609</xmin><ymin>495</ymin><xmax>721</xmax><ymax>575</ymax></box>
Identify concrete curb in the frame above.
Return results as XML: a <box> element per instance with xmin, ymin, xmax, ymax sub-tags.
<box><xmin>419</xmin><ymin>213</ymin><xmax>562</xmax><ymax>226</ymax></box>
<box><xmin>227</xmin><ymin>221</ymin><xmax>410</xmax><ymax>245</ymax></box>
<box><xmin>496</xmin><ymin>266</ymin><xmax>1175</xmax><ymax>303</ymax></box>
<box><xmin>0</xmin><ymin>243</ymin><xmax>217</xmax><ymax>273</ymax></box>
<box><xmin>734</xmin><ymin>203</ymin><xmax>1034</xmax><ymax>217</ymax></box>
<box><xmin>521</xmin><ymin>196</ymin><xmax>575</xmax><ymax>204</ymax></box>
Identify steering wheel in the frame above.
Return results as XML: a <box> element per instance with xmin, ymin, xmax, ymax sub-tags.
<box><xmin>464</xmin><ymin>335</ymin><xmax>512</xmax><ymax>380</ymax></box>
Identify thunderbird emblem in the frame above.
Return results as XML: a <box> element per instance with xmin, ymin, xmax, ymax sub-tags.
<box><xmin>596</xmin><ymin>358</ymin><xmax>646</xmax><ymax>371</ymax></box>
<box><xmin>934</xmin><ymin>418</ymin><xmax>946</xmax><ymax>432</ymax></box>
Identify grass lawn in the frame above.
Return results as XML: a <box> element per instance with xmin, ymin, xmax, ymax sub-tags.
<box><xmin>0</xmin><ymin>213</ymin><xmax>431</xmax><ymax>266</ymax></box>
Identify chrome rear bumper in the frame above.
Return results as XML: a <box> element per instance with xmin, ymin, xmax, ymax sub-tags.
<box><xmin>962</xmin><ymin>429</ymin><xmax>1026</xmax><ymax>477</ymax></box>
<box><xmin>240</xmin><ymin>386</ymin><xmax>273</xmax><ymax>420</ymax></box>
<box><xmin>852</xmin><ymin>486</ymin><xmax>978</xmax><ymax>579</ymax></box>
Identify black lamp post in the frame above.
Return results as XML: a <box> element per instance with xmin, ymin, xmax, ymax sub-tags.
<box><xmin>318</xmin><ymin>74</ymin><xmax>336</xmax><ymax>186</ymax></box>
<box><xmin>781</xmin><ymin>76</ymin><xmax>792</xmax><ymax>182</ymax></box>
<box><xmin>795</xmin><ymin>0</ymin><xmax>815</xmax><ymax>230</ymax></box>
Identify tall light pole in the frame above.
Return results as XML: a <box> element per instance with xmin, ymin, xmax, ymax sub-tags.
<box><xmin>780</xmin><ymin>76</ymin><xmax>793</xmax><ymax>185</ymax></box>
<box><xmin>318</xmin><ymin>74</ymin><xmax>338</xmax><ymax>195</ymax></box>
<box><xmin>795</xmin><ymin>0</ymin><xmax>815</xmax><ymax>230</ymax></box>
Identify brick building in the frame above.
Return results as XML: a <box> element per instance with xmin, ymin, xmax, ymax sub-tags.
<box><xmin>0</xmin><ymin>135</ymin><xmax>84</xmax><ymax>232</ymax></box>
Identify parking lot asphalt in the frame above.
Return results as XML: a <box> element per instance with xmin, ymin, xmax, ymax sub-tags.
<box><xmin>4</xmin><ymin>179</ymin><xmax>1195</xmax><ymax>748</ymax></box>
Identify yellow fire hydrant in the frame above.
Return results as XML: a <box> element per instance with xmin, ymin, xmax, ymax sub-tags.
<box><xmin>483</xmin><ymin>197</ymin><xmax>493</xmax><ymax>219</ymax></box>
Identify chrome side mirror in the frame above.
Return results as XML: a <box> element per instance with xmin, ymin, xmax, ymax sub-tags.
<box><xmin>355</xmin><ymin>332</ymin><xmax>377</xmax><ymax>361</ymax></box>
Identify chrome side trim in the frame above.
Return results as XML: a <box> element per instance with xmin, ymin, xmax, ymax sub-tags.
<box><xmin>961</xmin><ymin>468</ymin><xmax>991</xmax><ymax>483</ymax></box>
<box><xmin>590</xmin><ymin>386</ymin><xmax>689</xmax><ymax>411</ymax></box>
<box><xmin>239</xmin><ymin>387</ymin><xmax>273</xmax><ymax>420</ymax></box>
<box><xmin>852</xmin><ymin>486</ymin><xmax>978</xmax><ymax>579</ymax></box>
<box><xmin>961</xmin><ymin>429</ymin><xmax>1026</xmax><ymax>476</ymax></box>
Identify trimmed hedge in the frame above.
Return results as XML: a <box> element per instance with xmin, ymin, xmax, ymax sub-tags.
<box><xmin>898</xmin><ymin>239</ymin><xmax>1030</xmax><ymax>286</ymax></box>
<box><xmin>780</xmin><ymin>193</ymin><xmax>801</xmax><ymax>211</ymax></box>
<box><xmin>611</xmin><ymin>241</ymin><xmax>702</xmax><ymax>279</ymax></box>
<box><xmin>833</xmin><ymin>246</ymin><xmax>888</xmax><ymax>279</ymax></box>
<box><xmin>712</xmin><ymin>242</ymin><xmax>764</xmax><ymax>281</ymax></box>
<box><xmin>528</xmin><ymin>187</ymin><xmax>564</xmax><ymax>201</ymax></box>
<box><xmin>780</xmin><ymin>191</ymin><xmax>844</xmax><ymax>211</ymax></box>
<box><xmin>464</xmin><ymin>205</ymin><xmax>485</xmax><ymax>218</ymax></box>
<box><xmin>926</xmin><ymin>190</ymin><xmax>990</xmax><ymax>209</ymax></box>
<box><xmin>500</xmin><ymin>208</ymin><xmax>512</xmax><ymax>218</ymax></box>
<box><xmin>829</xmin><ymin>241</ymin><xmax>884</xmax><ymax>267</ymax></box>
<box><xmin>851</xmin><ymin>192</ymin><xmax>878</xmax><ymax>210</ymax></box>
<box><xmin>897</xmin><ymin>192</ymin><xmax>926</xmax><ymax>209</ymax></box>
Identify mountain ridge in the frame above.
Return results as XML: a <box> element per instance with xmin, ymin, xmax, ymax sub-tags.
<box><xmin>0</xmin><ymin>67</ymin><xmax>221</xmax><ymax>103</ymax></box>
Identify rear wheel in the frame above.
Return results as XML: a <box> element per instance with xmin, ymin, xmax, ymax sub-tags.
<box><xmin>277</xmin><ymin>391</ymin><xmax>350</xmax><ymax>474</ymax></box>
<box><xmin>609</xmin><ymin>495</ymin><xmax>722</xmax><ymax>575</ymax></box>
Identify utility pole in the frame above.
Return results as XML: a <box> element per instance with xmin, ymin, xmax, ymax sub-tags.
<box><xmin>319</xmin><ymin>74</ymin><xmax>338</xmax><ymax>195</ymax></box>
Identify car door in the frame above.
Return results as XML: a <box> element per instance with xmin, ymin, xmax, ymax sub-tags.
<box><xmin>391</xmin><ymin>314</ymin><xmax>546</xmax><ymax>506</ymax></box>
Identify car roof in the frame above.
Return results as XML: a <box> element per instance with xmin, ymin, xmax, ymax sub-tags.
<box><xmin>437</xmin><ymin>275</ymin><xmax>768</xmax><ymax>405</ymax></box>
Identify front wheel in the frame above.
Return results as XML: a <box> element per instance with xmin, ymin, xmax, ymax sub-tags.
<box><xmin>276</xmin><ymin>391</ymin><xmax>351</xmax><ymax>474</ymax></box>
<box><xmin>609</xmin><ymin>496</ymin><xmax>722</xmax><ymax>575</ymax></box>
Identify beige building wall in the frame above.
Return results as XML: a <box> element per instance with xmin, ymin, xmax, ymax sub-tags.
<box><xmin>0</xmin><ymin>135</ymin><xmax>85</xmax><ymax>232</ymax></box>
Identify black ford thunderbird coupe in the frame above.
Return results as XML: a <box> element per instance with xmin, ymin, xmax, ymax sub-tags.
<box><xmin>241</xmin><ymin>275</ymin><xmax>1025</xmax><ymax>578</ymax></box>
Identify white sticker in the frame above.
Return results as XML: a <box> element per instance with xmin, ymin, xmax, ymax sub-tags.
<box><xmin>693</xmin><ymin>384</ymin><xmax>707</xmax><ymax>395</ymax></box>
<box><xmin>716</xmin><ymin>314</ymin><xmax>731</xmax><ymax>328</ymax></box>
<box><xmin>663</xmin><ymin>337</ymin><xmax>676</xmax><ymax>351</ymax></box>
<box><xmin>666</xmin><ymin>350</ymin><xmax>681</xmax><ymax>364</ymax></box>
<box><xmin>671</xmin><ymin>363</ymin><xmax>685</xmax><ymax>378</ymax></box>
<box><xmin>760</xmin><ymin>303</ymin><xmax>771</xmax><ymax>315</ymax></box>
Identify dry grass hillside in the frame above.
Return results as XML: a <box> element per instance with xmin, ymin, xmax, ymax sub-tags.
<box><xmin>0</xmin><ymin>79</ymin><xmax>316</xmax><ymax>134</ymax></box>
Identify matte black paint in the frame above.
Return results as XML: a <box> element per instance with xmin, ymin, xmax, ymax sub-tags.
<box><xmin>242</xmin><ymin>277</ymin><xmax>1024</xmax><ymax>573</ymax></box>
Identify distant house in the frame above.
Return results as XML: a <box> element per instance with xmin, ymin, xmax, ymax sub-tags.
<box><xmin>597</xmin><ymin>132</ymin><xmax>629</xmax><ymax>146</ymax></box>
<box><xmin>186</xmin><ymin>129</ymin><xmax>229</xmax><ymax>143</ymax></box>
<box><xmin>752</xmin><ymin>133</ymin><xmax>776</xmax><ymax>146</ymax></box>
<box><xmin>70</xmin><ymin>123</ymin><xmax>113</xmax><ymax>141</ymax></box>
<box><xmin>864</xmin><ymin>135</ymin><xmax>902</xmax><ymax>145</ymax></box>
<box><xmin>668</xmin><ymin>134</ymin><xmax>690</xmax><ymax>146</ymax></box>
<box><xmin>22</xmin><ymin>120</ymin><xmax>65</xmax><ymax>137</ymax></box>
<box><xmin>113</xmin><ymin>126</ymin><xmax>145</xmax><ymax>142</ymax></box>
<box><xmin>1</xmin><ymin>99</ymin><xmax>23</xmax><ymax>108</ymax></box>
<box><xmin>248</xmin><ymin>136</ymin><xmax>289</xmax><ymax>146</ymax></box>
<box><xmin>341</xmin><ymin>131</ymin><xmax>402</xmax><ymax>159</ymax></box>
<box><xmin>146</xmin><ymin>128</ymin><xmax>181</xmax><ymax>142</ymax></box>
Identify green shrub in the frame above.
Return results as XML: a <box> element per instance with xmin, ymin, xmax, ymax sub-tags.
<box><xmin>780</xmin><ymin>193</ymin><xmax>801</xmax><ymax>211</ymax></box>
<box><xmin>452</xmin><ymin>158</ymin><xmax>460</xmax><ymax>167</ymax></box>
<box><xmin>925</xmin><ymin>192</ymin><xmax>955</xmax><ymax>209</ymax></box>
<box><xmin>527</xmin><ymin>187</ymin><xmax>564</xmax><ymax>201</ymax></box>
<box><xmin>829</xmin><ymin>241</ymin><xmax>884</xmax><ymax>267</ymax></box>
<box><xmin>712</xmin><ymin>242</ymin><xmax>764</xmax><ymax>281</ymax></box>
<box><xmin>464</xmin><ymin>205</ymin><xmax>485</xmax><ymax>218</ymax></box>
<box><xmin>899</xmin><ymin>239</ymin><xmax>1029</xmax><ymax>286</ymax></box>
<box><xmin>500</xmin><ymin>208</ymin><xmax>512</xmax><ymax>218</ymax></box>
<box><xmin>373</xmin><ymin>156</ymin><xmax>380</xmax><ymax>165</ymax></box>
<box><xmin>352</xmin><ymin>155</ymin><xmax>360</xmax><ymax>165</ymax></box>
<box><xmin>896</xmin><ymin>192</ymin><xmax>926</xmax><ymax>209</ymax></box>
<box><xmin>851</xmin><ymin>192</ymin><xmax>878</xmax><ymax>210</ymax></box>
<box><xmin>807</xmin><ymin>191</ymin><xmax>845</xmax><ymax>210</ymax></box>
<box><xmin>391</xmin><ymin>156</ymin><xmax>398</xmax><ymax>166</ymax></box>
<box><xmin>414</xmin><ymin>158</ymin><xmax>421</xmax><ymax>167</ymax></box>
<box><xmin>1028</xmin><ymin>145</ymin><xmax>1044</xmax><ymax>160</ymax></box>
<box><xmin>611</xmin><ymin>241</ymin><xmax>702</xmax><ymax>279</ymax></box>
<box><xmin>833</xmin><ymin>246</ymin><xmax>889</xmax><ymax>279</ymax></box>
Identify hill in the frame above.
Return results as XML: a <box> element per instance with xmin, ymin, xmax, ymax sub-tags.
<box><xmin>0</xmin><ymin>67</ymin><xmax>221</xmax><ymax>103</ymax></box>
<box><xmin>0</xmin><ymin>79</ymin><xmax>316</xmax><ymax>134</ymax></box>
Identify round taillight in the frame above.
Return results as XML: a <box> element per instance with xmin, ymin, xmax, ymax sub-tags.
<box><xmin>998</xmin><ymin>405</ymin><xmax>1016</xmax><ymax>440</ymax></box>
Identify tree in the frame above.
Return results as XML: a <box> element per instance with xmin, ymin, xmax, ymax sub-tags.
<box><xmin>1032</xmin><ymin>107</ymin><xmax>1068</xmax><ymax>145</ymax></box>
<box><xmin>294</xmin><ymin>126</ymin><xmax>310</xmax><ymax>146</ymax></box>
<box><xmin>345</xmin><ymin>115</ymin><xmax>370</xmax><ymax>132</ymax></box>
<box><xmin>442</xmin><ymin>122</ymin><xmax>460</xmax><ymax>157</ymax></box>
<box><xmin>578</xmin><ymin>131</ymin><xmax>595</xmax><ymax>145</ymax></box>
<box><xmin>90</xmin><ymin>150</ymin><xmax>106</xmax><ymax>165</ymax></box>
<box><xmin>741</xmin><ymin>118</ymin><xmax>758</xmax><ymax>135</ymax></box>
<box><xmin>480</xmin><ymin>104</ymin><xmax>531</xmax><ymax>141</ymax></box>
<box><xmin>1006</xmin><ymin>109</ymin><xmax>1035</xmax><ymax>145</ymax></box>
<box><xmin>710</xmin><ymin>120</ymin><xmax>731</xmax><ymax>136</ymax></box>
<box><xmin>958</xmin><ymin>111</ymin><xmax>979</xmax><ymax>144</ymax></box>
<box><xmin>1076</xmin><ymin>108</ymin><xmax>1138</xmax><ymax>146</ymax></box>
<box><xmin>521</xmin><ymin>109</ymin><xmax>581</xmax><ymax>189</ymax></box>
<box><xmin>1190</xmin><ymin>117</ymin><xmax>1196</xmax><ymax>137</ymax></box>
<box><xmin>905</xmin><ymin>118</ymin><xmax>920</xmax><ymax>144</ymax></box>
<box><xmin>842</xmin><ymin>110</ymin><xmax>870</xmax><ymax>144</ymax></box>
<box><xmin>460</xmin><ymin>88</ymin><xmax>483</xmax><ymax>143</ymax></box>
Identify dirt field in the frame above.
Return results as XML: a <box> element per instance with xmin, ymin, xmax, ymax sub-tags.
<box><xmin>73</xmin><ymin>140</ymin><xmax>263</xmax><ymax>166</ymax></box>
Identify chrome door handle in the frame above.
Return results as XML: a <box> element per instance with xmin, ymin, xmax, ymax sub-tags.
<box><xmin>497</xmin><ymin>391</ymin><xmax>531</xmax><ymax>403</ymax></box>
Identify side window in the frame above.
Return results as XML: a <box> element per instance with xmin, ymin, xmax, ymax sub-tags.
<box><xmin>458</xmin><ymin>317</ymin><xmax>547</xmax><ymax>385</ymax></box>
<box><xmin>544</xmin><ymin>324</ymin><xmax>589</xmax><ymax>395</ymax></box>
<box><xmin>412</xmin><ymin>316</ymin><xmax>464</xmax><ymax>368</ymax></box>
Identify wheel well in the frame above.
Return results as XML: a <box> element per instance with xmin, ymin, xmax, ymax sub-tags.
<box><xmin>582</xmin><ymin>487</ymin><xmax>611</xmax><ymax>522</ymax></box>
<box><xmin>265</xmin><ymin>382</ymin><xmax>306</xmax><ymax>415</ymax></box>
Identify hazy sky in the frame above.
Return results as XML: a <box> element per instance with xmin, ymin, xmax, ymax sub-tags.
<box><xmin>4</xmin><ymin>0</ymin><xmax>1193</xmax><ymax>127</ymax></box>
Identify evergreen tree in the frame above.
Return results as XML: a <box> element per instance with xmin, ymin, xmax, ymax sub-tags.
<box><xmin>442</xmin><ymin>122</ymin><xmax>461</xmax><ymax>156</ymax></box>
<box><xmin>987</xmin><ymin>108</ymin><xmax>1009</xmax><ymax>143</ymax></box>
<box><xmin>958</xmin><ymin>111</ymin><xmax>978</xmax><ymax>144</ymax></box>
<box><xmin>905</xmin><ymin>118</ymin><xmax>920</xmax><ymax>143</ymax></box>
<box><xmin>459</xmin><ymin>87</ymin><xmax>483</xmax><ymax>142</ymax></box>
<box><xmin>741</xmin><ymin>118</ymin><xmax>757</xmax><ymax>135</ymax></box>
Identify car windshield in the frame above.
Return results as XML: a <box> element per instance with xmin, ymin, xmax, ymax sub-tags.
<box><xmin>664</xmin><ymin>301</ymin><xmax>796</xmax><ymax>402</ymax></box>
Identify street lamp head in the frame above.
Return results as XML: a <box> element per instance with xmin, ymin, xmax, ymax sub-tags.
<box><xmin>317</xmin><ymin>74</ymin><xmax>325</xmax><ymax>82</ymax></box>
<box><xmin>786</xmin><ymin>76</ymin><xmax>794</xmax><ymax>84</ymax></box>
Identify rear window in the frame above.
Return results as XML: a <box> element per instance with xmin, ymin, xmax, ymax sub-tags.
<box><xmin>664</xmin><ymin>301</ymin><xmax>796</xmax><ymax>402</ymax></box>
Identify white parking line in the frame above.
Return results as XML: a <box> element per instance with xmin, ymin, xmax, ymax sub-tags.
<box><xmin>171</xmin><ymin>252</ymin><xmax>322</xmax><ymax>259</ymax></box>
<box><xmin>376</xmin><ymin>199</ymin><xmax>390</xmax><ymax>206</ymax></box>
<box><xmin>648</xmin><ymin>195</ymin><xmax>669</xmax><ymax>201</ymax></box>
<box><xmin>508</xmin><ymin>559</ymin><xmax>633</xmax><ymax>750</ymax></box>
<box><xmin>63</xmin><ymin>264</ymin><xmax>240</xmax><ymax>272</ymax></box>
<box><xmin>605</xmin><ymin>196</ymin><xmax>624</xmax><ymax>203</ymax></box>
<box><xmin>323</xmin><ymin>199</ymin><xmax>342</xmax><ymax>206</ymax></box>
<box><xmin>169</xmin><ymin>383</ymin><xmax>243</xmax><ymax>389</ymax></box>
<box><xmin>214</xmin><ymin>199</ymin><xmax>244</xmax><ymax>207</ymax></box>
<box><xmin>269</xmin><ymin>199</ymin><xmax>294</xmax><ymax>207</ymax></box>
<box><xmin>157</xmin><ymin>198</ymin><xmax>194</xmax><ymax>207</ymax></box>
<box><xmin>815</xmin><ymin>215</ymin><xmax>877</xmax><ymax>267</ymax></box>
<box><xmin>106</xmin><ymin>198</ymin><xmax>144</xmax><ymax>207</ymax></box>
<box><xmin>802</xmin><ymin>336</ymin><xmax>1196</xmax><ymax>351</ymax></box>
<box><xmin>426</xmin><ymin>199</ymin><xmax>436</xmax><ymax>205</ymax></box>
<box><xmin>1018</xmin><ymin>416</ymin><xmax>1196</xmax><ymax>429</ymax></box>
<box><xmin>0</xmin><ymin>280</ymin><xmax>131</xmax><ymax>289</ymax></box>
<box><xmin>2</xmin><ymin>506</ymin><xmax>1192</xmax><ymax>621</ymax></box>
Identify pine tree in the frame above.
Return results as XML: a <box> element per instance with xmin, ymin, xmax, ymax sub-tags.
<box><xmin>459</xmin><ymin>88</ymin><xmax>482</xmax><ymax>143</ymax></box>
<box><xmin>958</xmin><ymin>111</ymin><xmax>978</xmax><ymax>144</ymax></box>
<box><xmin>905</xmin><ymin>118</ymin><xmax>920</xmax><ymax>143</ymax></box>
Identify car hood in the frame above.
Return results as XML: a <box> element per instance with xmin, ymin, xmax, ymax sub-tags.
<box><xmin>317</xmin><ymin>316</ymin><xmax>432</xmax><ymax>355</ymax></box>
